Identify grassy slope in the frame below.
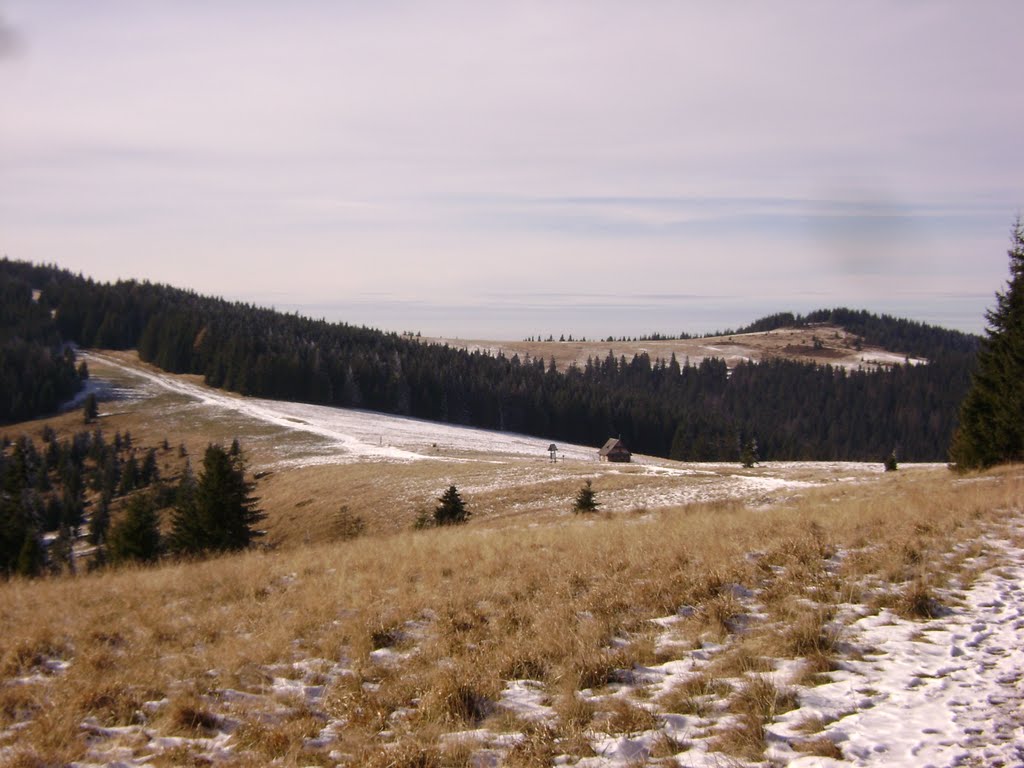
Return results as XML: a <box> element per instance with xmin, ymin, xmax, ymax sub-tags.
<box><xmin>1</xmin><ymin>458</ymin><xmax>1021</xmax><ymax>766</ymax></box>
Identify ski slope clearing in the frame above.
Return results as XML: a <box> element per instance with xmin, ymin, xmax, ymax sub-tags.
<box><xmin>85</xmin><ymin>352</ymin><xmax>598</xmax><ymax>465</ymax></box>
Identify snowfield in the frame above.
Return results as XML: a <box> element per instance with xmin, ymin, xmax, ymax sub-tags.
<box><xmin>85</xmin><ymin>352</ymin><xmax>601</xmax><ymax>465</ymax></box>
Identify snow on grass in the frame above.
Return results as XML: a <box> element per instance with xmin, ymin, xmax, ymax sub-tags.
<box><xmin>497</xmin><ymin>680</ymin><xmax>556</xmax><ymax>722</ymax></box>
<box><xmin>779</xmin><ymin>522</ymin><xmax>1024</xmax><ymax>767</ymax></box>
<box><xmin>20</xmin><ymin>506</ymin><xmax>1023</xmax><ymax>767</ymax></box>
<box><xmin>539</xmin><ymin>519</ymin><xmax>1024</xmax><ymax>767</ymax></box>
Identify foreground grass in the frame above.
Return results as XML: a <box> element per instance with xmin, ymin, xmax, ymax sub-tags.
<box><xmin>0</xmin><ymin>464</ymin><xmax>1020</xmax><ymax>766</ymax></box>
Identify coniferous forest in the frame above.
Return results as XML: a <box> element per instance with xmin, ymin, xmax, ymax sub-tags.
<box><xmin>0</xmin><ymin>259</ymin><xmax>978</xmax><ymax>462</ymax></box>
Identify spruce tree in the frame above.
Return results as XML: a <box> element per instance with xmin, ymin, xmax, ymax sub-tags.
<box><xmin>108</xmin><ymin>493</ymin><xmax>161</xmax><ymax>564</ymax></box>
<box><xmin>168</xmin><ymin>460</ymin><xmax>202</xmax><ymax>554</ymax></box>
<box><xmin>573</xmin><ymin>480</ymin><xmax>598</xmax><ymax>513</ymax></box>
<box><xmin>740</xmin><ymin>438</ymin><xmax>759</xmax><ymax>468</ymax></box>
<box><xmin>433</xmin><ymin>485</ymin><xmax>469</xmax><ymax>526</ymax></box>
<box><xmin>16</xmin><ymin>530</ymin><xmax>45</xmax><ymax>577</ymax></box>
<box><xmin>83</xmin><ymin>393</ymin><xmax>98</xmax><ymax>424</ymax></box>
<box><xmin>170</xmin><ymin>444</ymin><xmax>263</xmax><ymax>554</ymax></box>
<box><xmin>950</xmin><ymin>220</ymin><xmax>1024</xmax><ymax>469</ymax></box>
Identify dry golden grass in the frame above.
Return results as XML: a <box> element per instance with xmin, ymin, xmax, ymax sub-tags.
<box><xmin>0</xmin><ymin>439</ymin><xmax>1020</xmax><ymax>764</ymax></box>
<box><xmin>793</xmin><ymin>735</ymin><xmax>844</xmax><ymax>759</ymax></box>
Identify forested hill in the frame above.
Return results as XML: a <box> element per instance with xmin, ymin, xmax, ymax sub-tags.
<box><xmin>732</xmin><ymin>309</ymin><xmax>979</xmax><ymax>360</ymax></box>
<box><xmin>0</xmin><ymin>259</ymin><xmax>975</xmax><ymax>461</ymax></box>
<box><xmin>0</xmin><ymin>269</ymin><xmax>83</xmax><ymax>423</ymax></box>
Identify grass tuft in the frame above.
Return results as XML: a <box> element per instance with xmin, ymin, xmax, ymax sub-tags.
<box><xmin>793</xmin><ymin>735</ymin><xmax>844</xmax><ymax>758</ymax></box>
<box><xmin>897</xmin><ymin>578</ymin><xmax>943</xmax><ymax>619</ymax></box>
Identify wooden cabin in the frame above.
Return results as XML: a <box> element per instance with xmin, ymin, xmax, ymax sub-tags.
<box><xmin>598</xmin><ymin>438</ymin><xmax>631</xmax><ymax>463</ymax></box>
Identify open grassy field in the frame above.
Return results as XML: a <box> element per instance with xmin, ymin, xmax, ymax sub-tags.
<box><xmin>1</xmin><ymin>353</ymin><xmax>1021</xmax><ymax>766</ymax></box>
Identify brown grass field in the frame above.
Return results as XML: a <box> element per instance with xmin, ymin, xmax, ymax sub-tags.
<box><xmin>0</xmin><ymin>353</ymin><xmax>1021</xmax><ymax>766</ymax></box>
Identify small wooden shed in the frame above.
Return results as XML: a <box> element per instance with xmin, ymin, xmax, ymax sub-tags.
<box><xmin>598</xmin><ymin>438</ymin><xmax>631</xmax><ymax>463</ymax></box>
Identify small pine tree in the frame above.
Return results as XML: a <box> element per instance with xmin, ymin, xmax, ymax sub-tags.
<box><xmin>740</xmin><ymin>438</ymin><xmax>759</xmax><ymax>468</ymax></box>
<box><xmin>88</xmin><ymin>495</ymin><xmax>110</xmax><ymax>545</ymax></box>
<box><xmin>883</xmin><ymin>451</ymin><xmax>898</xmax><ymax>472</ymax></box>
<box><xmin>83</xmin><ymin>393</ymin><xmax>98</xmax><ymax>424</ymax></box>
<box><xmin>118</xmin><ymin>454</ymin><xmax>139</xmax><ymax>495</ymax></box>
<box><xmin>140</xmin><ymin>448</ymin><xmax>159</xmax><ymax>486</ymax></box>
<box><xmin>433</xmin><ymin>485</ymin><xmax>469</xmax><ymax>526</ymax></box>
<box><xmin>16</xmin><ymin>530</ymin><xmax>45</xmax><ymax>577</ymax></box>
<box><xmin>573</xmin><ymin>480</ymin><xmax>599</xmax><ymax>513</ymax></box>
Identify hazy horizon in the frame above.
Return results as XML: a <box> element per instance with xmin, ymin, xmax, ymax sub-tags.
<box><xmin>255</xmin><ymin>291</ymin><xmax>992</xmax><ymax>341</ymax></box>
<box><xmin>2</xmin><ymin>2</ymin><xmax>1021</xmax><ymax>340</ymax></box>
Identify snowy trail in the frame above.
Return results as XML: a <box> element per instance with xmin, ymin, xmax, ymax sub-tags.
<box><xmin>783</xmin><ymin>523</ymin><xmax>1024</xmax><ymax>768</ymax></box>
<box><xmin>84</xmin><ymin>352</ymin><xmax>601</xmax><ymax>465</ymax></box>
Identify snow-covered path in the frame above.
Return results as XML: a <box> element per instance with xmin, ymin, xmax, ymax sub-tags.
<box><xmin>538</xmin><ymin>520</ymin><xmax>1024</xmax><ymax>768</ymax></box>
<box><xmin>84</xmin><ymin>352</ymin><xmax>600</xmax><ymax>464</ymax></box>
<box><xmin>782</xmin><ymin>523</ymin><xmax>1024</xmax><ymax>768</ymax></box>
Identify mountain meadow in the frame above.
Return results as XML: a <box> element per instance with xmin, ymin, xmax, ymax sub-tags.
<box><xmin>1</xmin><ymin>255</ymin><xmax>1023</xmax><ymax>767</ymax></box>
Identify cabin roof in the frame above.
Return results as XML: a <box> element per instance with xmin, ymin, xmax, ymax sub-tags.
<box><xmin>599</xmin><ymin>438</ymin><xmax>629</xmax><ymax>455</ymax></box>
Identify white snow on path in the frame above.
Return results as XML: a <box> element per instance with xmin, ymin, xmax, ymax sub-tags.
<box><xmin>779</xmin><ymin>523</ymin><xmax>1024</xmax><ymax>768</ymax></box>
<box><xmin>83</xmin><ymin>352</ymin><xmax>600</xmax><ymax>466</ymax></box>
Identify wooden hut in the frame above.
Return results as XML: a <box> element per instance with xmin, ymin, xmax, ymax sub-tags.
<box><xmin>598</xmin><ymin>438</ymin><xmax>631</xmax><ymax>463</ymax></box>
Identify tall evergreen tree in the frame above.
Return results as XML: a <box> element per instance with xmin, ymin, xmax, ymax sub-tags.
<box><xmin>950</xmin><ymin>221</ymin><xmax>1024</xmax><ymax>469</ymax></box>
<box><xmin>170</xmin><ymin>443</ymin><xmax>263</xmax><ymax>554</ymax></box>
<box><xmin>108</xmin><ymin>493</ymin><xmax>161</xmax><ymax>564</ymax></box>
<box><xmin>168</xmin><ymin>460</ymin><xmax>201</xmax><ymax>554</ymax></box>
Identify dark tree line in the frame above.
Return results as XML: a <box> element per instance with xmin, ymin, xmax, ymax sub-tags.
<box><xmin>0</xmin><ymin>258</ymin><xmax>978</xmax><ymax>462</ymax></box>
<box><xmin>0</xmin><ymin>270</ymin><xmax>83</xmax><ymax>423</ymax></box>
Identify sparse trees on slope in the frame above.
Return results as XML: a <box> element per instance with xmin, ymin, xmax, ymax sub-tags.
<box><xmin>950</xmin><ymin>220</ymin><xmax>1024</xmax><ymax>469</ymax></box>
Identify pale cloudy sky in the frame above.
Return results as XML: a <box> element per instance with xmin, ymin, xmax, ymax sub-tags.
<box><xmin>1</xmin><ymin>2</ymin><xmax>1021</xmax><ymax>339</ymax></box>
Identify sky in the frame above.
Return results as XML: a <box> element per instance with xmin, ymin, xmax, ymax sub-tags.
<box><xmin>1</xmin><ymin>2</ymin><xmax>1022</xmax><ymax>340</ymax></box>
